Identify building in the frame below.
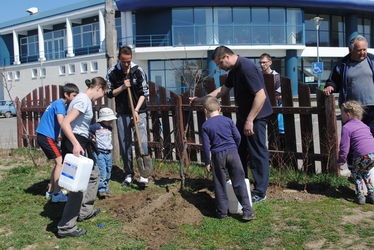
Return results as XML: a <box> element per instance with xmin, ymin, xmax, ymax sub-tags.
<box><xmin>1</xmin><ymin>0</ymin><xmax>374</xmax><ymax>99</ymax></box>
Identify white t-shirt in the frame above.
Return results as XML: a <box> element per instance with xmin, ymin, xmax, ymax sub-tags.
<box><xmin>67</xmin><ymin>93</ymin><xmax>93</xmax><ymax>138</ymax></box>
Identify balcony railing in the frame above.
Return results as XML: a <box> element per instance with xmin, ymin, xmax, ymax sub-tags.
<box><xmin>120</xmin><ymin>33</ymin><xmax>171</xmax><ymax>48</ymax></box>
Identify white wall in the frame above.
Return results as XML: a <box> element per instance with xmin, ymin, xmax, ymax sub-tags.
<box><xmin>2</xmin><ymin>54</ymin><xmax>107</xmax><ymax>100</ymax></box>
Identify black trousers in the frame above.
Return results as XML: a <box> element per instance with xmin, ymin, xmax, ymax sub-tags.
<box><xmin>237</xmin><ymin>118</ymin><xmax>270</xmax><ymax>197</ymax></box>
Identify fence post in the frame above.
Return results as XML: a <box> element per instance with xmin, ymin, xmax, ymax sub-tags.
<box><xmin>15</xmin><ymin>97</ymin><xmax>23</xmax><ymax>148</ymax></box>
<box><xmin>281</xmin><ymin>77</ymin><xmax>297</xmax><ymax>169</ymax></box>
<box><xmin>316</xmin><ymin>90</ymin><xmax>339</xmax><ymax>174</ymax></box>
<box><xmin>298</xmin><ymin>83</ymin><xmax>315</xmax><ymax>174</ymax></box>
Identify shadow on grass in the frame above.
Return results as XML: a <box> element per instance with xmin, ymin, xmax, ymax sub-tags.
<box><xmin>40</xmin><ymin>202</ymin><xmax>65</xmax><ymax>234</ymax></box>
<box><xmin>286</xmin><ymin>181</ymin><xmax>355</xmax><ymax>201</ymax></box>
<box><xmin>180</xmin><ymin>178</ymin><xmax>216</xmax><ymax>218</ymax></box>
<box><xmin>24</xmin><ymin>179</ymin><xmax>49</xmax><ymax>196</ymax></box>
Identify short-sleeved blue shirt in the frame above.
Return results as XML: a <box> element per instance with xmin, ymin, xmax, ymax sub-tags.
<box><xmin>224</xmin><ymin>56</ymin><xmax>273</xmax><ymax>120</ymax></box>
<box><xmin>36</xmin><ymin>99</ymin><xmax>66</xmax><ymax>140</ymax></box>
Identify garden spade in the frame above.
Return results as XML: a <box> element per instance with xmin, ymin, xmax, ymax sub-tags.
<box><xmin>127</xmin><ymin>86</ymin><xmax>153</xmax><ymax>177</ymax></box>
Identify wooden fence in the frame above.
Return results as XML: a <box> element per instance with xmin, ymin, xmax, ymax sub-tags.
<box><xmin>16</xmin><ymin>76</ymin><xmax>339</xmax><ymax>174</ymax></box>
<box><xmin>15</xmin><ymin>82</ymin><xmax>186</xmax><ymax>162</ymax></box>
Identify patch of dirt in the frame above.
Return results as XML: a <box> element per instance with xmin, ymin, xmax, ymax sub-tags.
<box><xmin>341</xmin><ymin>208</ymin><xmax>374</xmax><ymax>224</ymax></box>
<box><xmin>305</xmin><ymin>239</ymin><xmax>326</xmax><ymax>249</ymax></box>
<box><xmin>98</xmin><ymin>182</ymin><xmax>215</xmax><ymax>248</ymax></box>
<box><xmin>267</xmin><ymin>186</ymin><xmax>324</xmax><ymax>203</ymax></box>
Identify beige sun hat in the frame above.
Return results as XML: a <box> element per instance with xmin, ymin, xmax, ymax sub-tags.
<box><xmin>97</xmin><ymin>107</ymin><xmax>117</xmax><ymax>122</ymax></box>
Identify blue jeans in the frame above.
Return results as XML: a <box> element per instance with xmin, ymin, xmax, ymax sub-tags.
<box><xmin>93</xmin><ymin>152</ymin><xmax>113</xmax><ymax>192</ymax></box>
<box><xmin>117</xmin><ymin>113</ymin><xmax>149</xmax><ymax>177</ymax></box>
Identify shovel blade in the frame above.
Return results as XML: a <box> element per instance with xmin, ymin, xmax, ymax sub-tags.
<box><xmin>137</xmin><ymin>155</ymin><xmax>153</xmax><ymax>177</ymax></box>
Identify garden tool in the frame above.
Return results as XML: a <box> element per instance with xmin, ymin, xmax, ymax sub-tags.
<box><xmin>127</xmin><ymin>85</ymin><xmax>153</xmax><ymax>177</ymax></box>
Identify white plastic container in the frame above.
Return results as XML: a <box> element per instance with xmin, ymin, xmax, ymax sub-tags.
<box><xmin>59</xmin><ymin>153</ymin><xmax>94</xmax><ymax>192</ymax></box>
<box><xmin>226</xmin><ymin>178</ymin><xmax>252</xmax><ymax>214</ymax></box>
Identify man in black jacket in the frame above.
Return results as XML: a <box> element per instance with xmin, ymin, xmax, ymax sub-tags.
<box><xmin>106</xmin><ymin>46</ymin><xmax>150</xmax><ymax>186</ymax></box>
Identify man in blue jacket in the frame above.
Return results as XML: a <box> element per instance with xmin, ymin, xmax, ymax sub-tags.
<box><xmin>324</xmin><ymin>35</ymin><xmax>374</xmax><ymax>135</ymax></box>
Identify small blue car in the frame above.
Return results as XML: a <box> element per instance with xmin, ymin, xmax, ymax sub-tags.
<box><xmin>0</xmin><ymin>100</ymin><xmax>16</xmax><ymax>118</ymax></box>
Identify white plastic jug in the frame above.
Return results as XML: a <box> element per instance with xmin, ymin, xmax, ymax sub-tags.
<box><xmin>226</xmin><ymin>178</ymin><xmax>252</xmax><ymax>214</ymax></box>
<box><xmin>59</xmin><ymin>153</ymin><xmax>94</xmax><ymax>192</ymax></box>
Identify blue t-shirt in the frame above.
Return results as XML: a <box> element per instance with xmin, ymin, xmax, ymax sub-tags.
<box><xmin>36</xmin><ymin>99</ymin><xmax>66</xmax><ymax>140</ymax></box>
<box><xmin>225</xmin><ymin>56</ymin><xmax>273</xmax><ymax>120</ymax></box>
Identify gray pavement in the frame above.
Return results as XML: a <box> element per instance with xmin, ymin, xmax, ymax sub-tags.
<box><xmin>0</xmin><ymin>117</ymin><xmax>17</xmax><ymax>149</ymax></box>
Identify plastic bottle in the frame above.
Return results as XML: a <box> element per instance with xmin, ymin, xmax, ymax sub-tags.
<box><xmin>58</xmin><ymin>153</ymin><xmax>94</xmax><ymax>192</ymax></box>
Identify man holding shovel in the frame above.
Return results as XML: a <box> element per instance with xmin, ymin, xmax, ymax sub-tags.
<box><xmin>107</xmin><ymin>46</ymin><xmax>152</xmax><ymax>188</ymax></box>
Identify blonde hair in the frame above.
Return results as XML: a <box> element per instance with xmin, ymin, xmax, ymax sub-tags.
<box><xmin>342</xmin><ymin>100</ymin><xmax>364</xmax><ymax>120</ymax></box>
<box><xmin>203</xmin><ymin>97</ymin><xmax>220</xmax><ymax>112</ymax></box>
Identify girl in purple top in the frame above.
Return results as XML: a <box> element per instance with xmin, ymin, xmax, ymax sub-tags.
<box><xmin>338</xmin><ymin>101</ymin><xmax>374</xmax><ymax>204</ymax></box>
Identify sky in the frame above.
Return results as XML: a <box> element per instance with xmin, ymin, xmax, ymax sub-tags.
<box><xmin>0</xmin><ymin>0</ymin><xmax>89</xmax><ymax>23</ymax></box>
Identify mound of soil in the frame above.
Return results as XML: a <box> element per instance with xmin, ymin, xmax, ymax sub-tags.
<box><xmin>98</xmin><ymin>174</ymin><xmax>347</xmax><ymax>248</ymax></box>
<box><xmin>98</xmin><ymin>181</ymin><xmax>215</xmax><ymax>247</ymax></box>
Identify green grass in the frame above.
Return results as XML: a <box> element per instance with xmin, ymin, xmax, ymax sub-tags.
<box><xmin>0</xmin><ymin>153</ymin><xmax>373</xmax><ymax>249</ymax></box>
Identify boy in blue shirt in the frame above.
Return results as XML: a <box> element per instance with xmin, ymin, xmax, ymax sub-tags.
<box><xmin>201</xmin><ymin>97</ymin><xmax>255</xmax><ymax>221</ymax></box>
<box><xmin>89</xmin><ymin>107</ymin><xmax>117</xmax><ymax>198</ymax></box>
<box><xmin>36</xmin><ymin>83</ymin><xmax>79</xmax><ymax>202</ymax></box>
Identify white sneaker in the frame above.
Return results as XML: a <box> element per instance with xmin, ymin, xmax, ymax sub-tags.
<box><xmin>45</xmin><ymin>191</ymin><xmax>52</xmax><ymax>200</ymax></box>
<box><xmin>139</xmin><ymin>176</ymin><xmax>149</xmax><ymax>185</ymax></box>
<box><xmin>121</xmin><ymin>175</ymin><xmax>132</xmax><ymax>186</ymax></box>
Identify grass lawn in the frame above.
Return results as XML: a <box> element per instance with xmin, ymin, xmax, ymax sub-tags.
<box><xmin>0</xmin><ymin>148</ymin><xmax>373</xmax><ymax>249</ymax></box>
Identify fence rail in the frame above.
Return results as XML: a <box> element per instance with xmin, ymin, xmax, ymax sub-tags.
<box><xmin>16</xmin><ymin>76</ymin><xmax>339</xmax><ymax>174</ymax></box>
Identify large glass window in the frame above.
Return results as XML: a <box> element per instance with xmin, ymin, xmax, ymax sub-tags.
<box><xmin>287</xmin><ymin>8</ymin><xmax>303</xmax><ymax>44</ymax></box>
<box><xmin>172</xmin><ymin>7</ymin><xmax>303</xmax><ymax>46</ymax></box>
<box><xmin>330</xmin><ymin>16</ymin><xmax>345</xmax><ymax>47</ymax></box>
<box><xmin>216</xmin><ymin>8</ymin><xmax>233</xmax><ymax>44</ymax></box>
<box><xmin>172</xmin><ymin>9</ymin><xmax>194</xmax><ymax>45</ymax></box>
<box><xmin>20</xmin><ymin>35</ymin><xmax>39</xmax><ymax>63</ymax></box>
<box><xmin>73</xmin><ymin>22</ymin><xmax>100</xmax><ymax>55</ymax></box>
<box><xmin>270</xmin><ymin>8</ymin><xmax>286</xmax><ymax>44</ymax></box>
<box><xmin>44</xmin><ymin>29</ymin><xmax>65</xmax><ymax>60</ymax></box>
<box><xmin>194</xmin><ymin>8</ymin><xmax>210</xmax><ymax>45</ymax></box>
<box><xmin>358</xmin><ymin>18</ymin><xmax>371</xmax><ymax>47</ymax></box>
<box><xmin>305</xmin><ymin>13</ymin><xmax>345</xmax><ymax>47</ymax></box>
<box><xmin>149</xmin><ymin>59</ymin><xmax>208</xmax><ymax>94</ymax></box>
<box><xmin>251</xmin><ymin>8</ymin><xmax>269</xmax><ymax>44</ymax></box>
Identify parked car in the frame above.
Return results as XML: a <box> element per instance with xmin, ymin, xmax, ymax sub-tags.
<box><xmin>0</xmin><ymin>100</ymin><xmax>16</xmax><ymax>118</ymax></box>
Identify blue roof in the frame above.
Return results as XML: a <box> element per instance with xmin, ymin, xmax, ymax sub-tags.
<box><xmin>116</xmin><ymin>0</ymin><xmax>374</xmax><ymax>12</ymax></box>
<box><xmin>0</xmin><ymin>0</ymin><xmax>105</xmax><ymax>30</ymax></box>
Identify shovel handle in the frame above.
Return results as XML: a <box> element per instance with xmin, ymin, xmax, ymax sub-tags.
<box><xmin>127</xmin><ymin>87</ymin><xmax>145</xmax><ymax>156</ymax></box>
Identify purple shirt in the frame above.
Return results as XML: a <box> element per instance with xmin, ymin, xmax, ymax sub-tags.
<box><xmin>201</xmin><ymin>115</ymin><xmax>241</xmax><ymax>165</ymax></box>
<box><xmin>338</xmin><ymin>118</ymin><xmax>374</xmax><ymax>165</ymax></box>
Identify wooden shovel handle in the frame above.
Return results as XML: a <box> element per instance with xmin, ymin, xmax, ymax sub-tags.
<box><xmin>127</xmin><ymin>87</ymin><xmax>145</xmax><ymax>156</ymax></box>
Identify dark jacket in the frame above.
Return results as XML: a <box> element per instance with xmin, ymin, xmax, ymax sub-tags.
<box><xmin>106</xmin><ymin>62</ymin><xmax>149</xmax><ymax>115</ymax></box>
<box><xmin>325</xmin><ymin>53</ymin><xmax>374</xmax><ymax>106</ymax></box>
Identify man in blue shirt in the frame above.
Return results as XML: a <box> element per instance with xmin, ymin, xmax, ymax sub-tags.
<box><xmin>36</xmin><ymin>83</ymin><xmax>79</xmax><ymax>202</ymax></box>
<box><xmin>192</xmin><ymin>46</ymin><xmax>273</xmax><ymax>203</ymax></box>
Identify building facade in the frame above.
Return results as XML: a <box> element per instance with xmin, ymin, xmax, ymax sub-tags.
<box><xmin>1</xmin><ymin>0</ymin><xmax>374</xmax><ymax>99</ymax></box>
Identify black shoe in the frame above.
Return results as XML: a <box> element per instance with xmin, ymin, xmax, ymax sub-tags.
<box><xmin>77</xmin><ymin>208</ymin><xmax>100</xmax><ymax>222</ymax></box>
<box><xmin>217</xmin><ymin>214</ymin><xmax>228</xmax><ymax>219</ymax></box>
<box><xmin>242</xmin><ymin>212</ymin><xmax>256</xmax><ymax>221</ymax></box>
<box><xmin>98</xmin><ymin>191</ymin><xmax>107</xmax><ymax>198</ymax></box>
<box><xmin>57</xmin><ymin>228</ymin><xmax>87</xmax><ymax>238</ymax></box>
